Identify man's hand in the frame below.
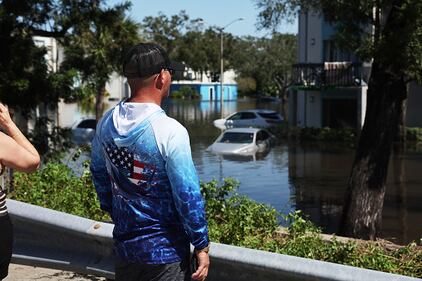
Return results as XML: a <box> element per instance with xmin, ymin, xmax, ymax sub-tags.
<box><xmin>191</xmin><ymin>251</ymin><xmax>209</xmax><ymax>281</ymax></box>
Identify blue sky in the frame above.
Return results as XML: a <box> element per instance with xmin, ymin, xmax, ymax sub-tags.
<box><xmin>108</xmin><ymin>0</ymin><xmax>298</xmax><ymax>37</ymax></box>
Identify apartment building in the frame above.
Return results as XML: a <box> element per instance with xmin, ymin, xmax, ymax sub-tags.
<box><xmin>289</xmin><ymin>11</ymin><xmax>422</xmax><ymax>129</ymax></box>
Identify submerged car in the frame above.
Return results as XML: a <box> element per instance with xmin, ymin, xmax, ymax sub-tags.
<box><xmin>71</xmin><ymin>118</ymin><xmax>97</xmax><ymax>145</ymax></box>
<box><xmin>213</xmin><ymin>109</ymin><xmax>283</xmax><ymax>130</ymax></box>
<box><xmin>207</xmin><ymin>128</ymin><xmax>274</xmax><ymax>155</ymax></box>
<box><xmin>217</xmin><ymin>148</ymin><xmax>271</xmax><ymax>162</ymax></box>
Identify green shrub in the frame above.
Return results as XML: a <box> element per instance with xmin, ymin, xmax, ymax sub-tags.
<box><xmin>406</xmin><ymin>127</ymin><xmax>422</xmax><ymax>142</ymax></box>
<box><xmin>236</xmin><ymin>76</ymin><xmax>257</xmax><ymax>96</ymax></box>
<box><xmin>288</xmin><ymin>126</ymin><xmax>357</xmax><ymax>143</ymax></box>
<box><xmin>201</xmin><ymin>178</ymin><xmax>279</xmax><ymax>248</ymax></box>
<box><xmin>170</xmin><ymin>86</ymin><xmax>200</xmax><ymax>99</ymax></box>
<box><xmin>10</xmin><ymin>164</ymin><xmax>422</xmax><ymax>278</ymax></box>
<box><xmin>275</xmin><ymin>211</ymin><xmax>422</xmax><ymax>278</ymax></box>
<box><xmin>11</xmin><ymin>162</ymin><xmax>109</xmax><ymax>221</ymax></box>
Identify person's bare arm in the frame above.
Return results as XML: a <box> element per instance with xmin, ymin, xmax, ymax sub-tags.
<box><xmin>0</xmin><ymin>133</ymin><xmax>39</xmax><ymax>172</ymax></box>
<box><xmin>0</xmin><ymin>103</ymin><xmax>40</xmax><ymax>172</ymax></box>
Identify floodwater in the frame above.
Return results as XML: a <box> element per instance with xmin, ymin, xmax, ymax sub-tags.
<box><xmin>162</xmin><ymin>99</ymin><xmax>422</xmax><ymax>245</ymax></box>
<box><xmin>72</xmin><ymin>98</ymin><xmax>422</xmax><ymax>244</ymax></box>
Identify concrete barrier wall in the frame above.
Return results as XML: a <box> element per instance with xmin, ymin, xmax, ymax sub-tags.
<box><xmin>7</xmin><ymin>199</ymin><xmax>421</xmax><ymax>281</ymax></box>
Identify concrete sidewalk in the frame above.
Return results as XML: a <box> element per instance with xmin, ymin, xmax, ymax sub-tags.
<box><xmin>5</xmin><ymin>264</ymin><xmax>106</xmax><ymax>281</ymax></box>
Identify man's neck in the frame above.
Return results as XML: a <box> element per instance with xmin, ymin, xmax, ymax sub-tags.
<box><xmin>127</xmin><ymin>88</ymin><xmax>162</xmax><ymax>106</ymax></box>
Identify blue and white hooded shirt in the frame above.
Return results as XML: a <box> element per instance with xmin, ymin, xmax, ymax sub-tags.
<box><xmin>90</xmin><ymin>101</ymin><xmax>209</xmax><ymax>264</ymax></box>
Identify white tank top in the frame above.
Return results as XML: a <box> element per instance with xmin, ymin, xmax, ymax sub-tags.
<box><xmin>0</xmin><ymin>164</ymin><xmax>7</xmax><ymax>216</ymax></box>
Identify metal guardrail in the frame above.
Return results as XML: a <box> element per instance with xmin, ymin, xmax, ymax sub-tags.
<box><xmin>7</xmin><ymin>199</ymin><xmax>421</xmax><ymax>281</ymax></box>
<box><xmin>8</xmin><ymin>199</ymin><xmax>115</xmax><ymax>279</ymax></box>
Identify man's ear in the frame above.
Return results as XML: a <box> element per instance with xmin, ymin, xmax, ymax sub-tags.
<box><xmin>155</xmin><ymin>70</ymin><xmax>166</xmax><ymax>90</ymax></box>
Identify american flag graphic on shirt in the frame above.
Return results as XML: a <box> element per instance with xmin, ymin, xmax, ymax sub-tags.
<box><xmin>106</xmin><ymin>145</ymin><xmax>153</xmax><ymax>185</ymax></box>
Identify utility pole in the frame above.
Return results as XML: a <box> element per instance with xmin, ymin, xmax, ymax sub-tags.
<box><xmin>219</xmin><ymin>18</ymin><xmax>244</xmax><ymax>118</ymax></box>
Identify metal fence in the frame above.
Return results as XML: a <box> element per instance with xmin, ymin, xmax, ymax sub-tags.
<box><xmin>292</xmin><ymin>63</ymin><xmax>366</xmax><ymax>88</ymax></box>
<box><xmin>7</xmin><ymin>199</ymin><xmax>421</xmax><ymax>281</ymax></box>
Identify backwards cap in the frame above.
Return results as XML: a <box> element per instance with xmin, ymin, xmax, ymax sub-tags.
<box><xmin>123</xmin><ymin>43</ymin><xmax>184</xmax><ymax>78</ymax></box>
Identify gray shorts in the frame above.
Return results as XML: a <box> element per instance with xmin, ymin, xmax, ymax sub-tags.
<box><xmin>115</xmin><ymin>255</ymin><xmax>191</xmax><ymax>281</ymax></box>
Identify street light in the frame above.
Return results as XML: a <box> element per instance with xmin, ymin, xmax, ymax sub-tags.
<box><xmin>218</xmin><ymin>17</ymin><xmax>244</xmax><ymax>118</ymax></box>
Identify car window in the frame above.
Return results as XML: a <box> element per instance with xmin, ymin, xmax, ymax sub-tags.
<box><xmin>257</xmin><ymin>131</ymin><xmax>270</xmax><ymax>141</ymax></box>
<box><xmin>240</xmin><ymin>112</ymin><xmax>257</xmax><ymax>119</ymax></box>
<box><xmin>228</xmin><ymin>113</ymin><xmax>242</xmax><ymax>120</ymax></box>
<box><xmin>77</xmin><ymin>119</ymin><xmax>96</xmax><ymax>129</ymax></box>
<box><xmin>258</xmin><ymin>112</ymin><xmax>281</xmax><ymax>120</ymax></box>
<box><xmin>219</xmin><ymin>132</ymin><xmax>254</xmax><ymax>144</ymax></box>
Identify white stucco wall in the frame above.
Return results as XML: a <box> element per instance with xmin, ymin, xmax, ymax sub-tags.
<box><xmin>57</xmin><ymin>102</ymin><xmax>84</xmax><ymax>128</ymax></box>
<box><xmin>33</xmin><ymin>36</ymin><xmax>62</xmax><ymax>72</ymax></box>
<box><xmin>298</xmin><ymin>11</ymin><xmax>323</xmax><ymax>63</ymax></box>
<box><xmin>296</xmin><ymin>90</ymin><xmax>321</xmax><ymax>127</ymax></box>
<box><xmin>298</xmin><ymin>12</ymin><xmax>307</xmax><ymax>63</ymax></box>
<box><xmin>184</xmin><ymin>69</ymin><xmax>237</xmax><ymax>84</ymax></box>
<box><xmin>105</xmin><ymin>72</ymin><xmax>128</xmax><ymax>103</ymax></box>
<box><xmin>306</xmin><ymin>91</ymin><xmax>322</xmax><ymax>127</ymax></box>
<box><xmin>307</xmin><ymin>12</ymin><xmax>323</xmax><ymax>63</ymax></box>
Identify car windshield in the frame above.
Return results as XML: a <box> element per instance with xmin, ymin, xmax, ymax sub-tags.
<box><xmin>219</xmin><ymin>132</ymin><xmax>254</xmax><ymax>144</ymax></box>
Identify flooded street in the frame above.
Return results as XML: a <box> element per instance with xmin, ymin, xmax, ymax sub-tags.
<box><xmin>163</xmin><ymin>99</ymin><xmax>422</xmax><ymax>244</ymax></box>
<box><xmin>69</xmin><ymin>98</ymin><xmax>422</xmax><ymax>244</ymax></box>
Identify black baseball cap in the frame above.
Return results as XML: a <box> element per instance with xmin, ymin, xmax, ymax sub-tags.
<box><xmin>123</xmin><ymin>43</ymin><xmax>185</xmax><ymax>78</ymax></box>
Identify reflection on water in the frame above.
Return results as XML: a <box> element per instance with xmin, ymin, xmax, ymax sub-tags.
<box><xmin>162</xmin><ymin>99</ymin><xmax>422</xmax><ymax>244</ymax></box>
<box><xmin>216</xmin><ymin>149</ymin><xmax>272</xmax><ymax>163</ymax></box>
<box><xmin>288</xmin><ymin>144</ymin><xmax>422</xmax><ymax>244</ymax></box>
<box><xmin>71</xmin><ymin>98</ymin><xmax>421</xmax><ymax>244</ymax></box>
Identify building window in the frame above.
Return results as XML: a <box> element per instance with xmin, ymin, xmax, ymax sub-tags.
<box><xmin>323</xmin><ymin>40</ymin><xmax>352</xmax><ymax>62</ymax></box>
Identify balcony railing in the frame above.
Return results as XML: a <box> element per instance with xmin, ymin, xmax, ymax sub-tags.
<box><xmin>292</xmin><ymin>62</ymin><xmax>368</xmax><ymax>88</ymax></box>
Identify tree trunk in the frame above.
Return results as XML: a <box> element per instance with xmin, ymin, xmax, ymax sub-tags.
<box><xmin>340</xmin><ymin>0</ymin><xmax>414</xmax><ymax>240</ymax></box>
<box><xmin>95</xmin><ymin>85</ymin><xmax>106</xmax><ymax>122</ymax></box>
<box><xmin>340</xmin><ymin>61</ymin><xmax>407</xmax><ymax>240</ymax></box>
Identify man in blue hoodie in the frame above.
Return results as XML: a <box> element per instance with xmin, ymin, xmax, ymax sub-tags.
<box><xmin>90</xmin><ymin>43</ymin><xmax>210</xmax><ymax>281</ymax></box>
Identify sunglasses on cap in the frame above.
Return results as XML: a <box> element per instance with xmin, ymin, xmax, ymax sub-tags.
<box><xmin>164</xmin><ymin>68</ymin><xmax>174</xmax><ymax>76</ymax></box>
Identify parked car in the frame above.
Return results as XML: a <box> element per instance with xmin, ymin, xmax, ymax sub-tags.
<box><xmin>213</xmin><ymin>109</ymin><xmax>283</xmax><ymax>130</ymax></box>
<box><xmin>71</xmin><ymin>118</ymin><xmax>96</xmax><ymax>145</ymax></box>
<box><xmin>207</xmin><ymin>128</ymin><xmax>274</xmax><ymax>156</ymax></box>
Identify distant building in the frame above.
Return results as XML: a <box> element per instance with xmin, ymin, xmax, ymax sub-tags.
<box><xmin>290</xmin><ymin>11</ymin><xmax>422</xmax><ymax>129</ymax></box>
<box><xmin>170</xmin><ymin>82</ymin><xmax>238</xmax><ymax>101</ymax></box>
<box><xmin>15</xmin><ymin>36</ymin><xmax>67</xmax><ymax>132</ymax></box>
<box><xmin>32</xmin><ymin>37</ymin><xmax>129</xmax><ymax>128</ymax></box>
<box><xmin>170</xmin><ymin>69</ymin><xmax>238</xmax><ymax>101</ymax></box>
<box><xmin>25</xmin><ymin>37</ymin><xmax>239</xmax><ymax>129</ymax></box>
